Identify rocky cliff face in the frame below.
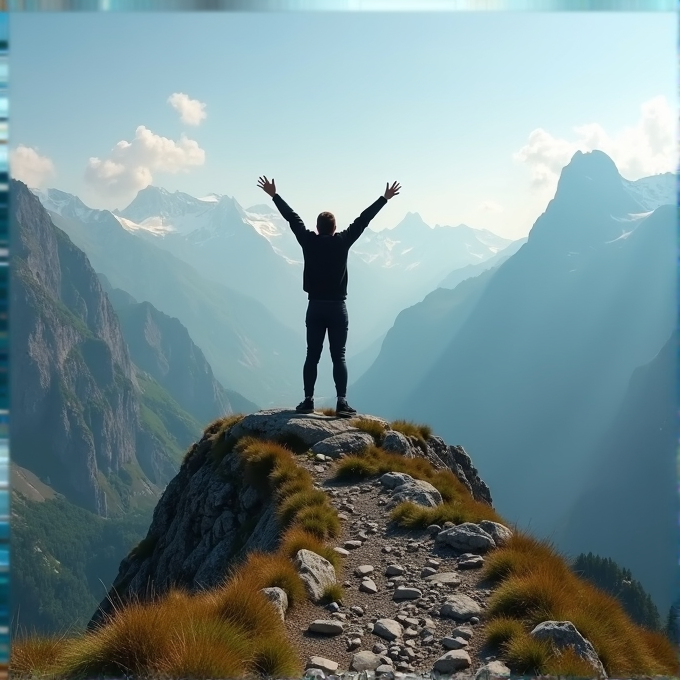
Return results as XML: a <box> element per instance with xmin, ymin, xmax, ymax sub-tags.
<box><xmin>11</xmin><ymin>180</ymin><xmax>177</xmax><ymax>514</ymax></box>
<box><xmin>106</xmin><ymin>295</ymin><xmax>234</xmax><ymax>426</ymax></box>
<box><xmin>89</xmin><ymin>409</ymin><xmax>491</xmax><ymax>628</ymax></box>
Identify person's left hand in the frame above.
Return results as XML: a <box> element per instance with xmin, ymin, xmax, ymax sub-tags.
<box><xmin>257</xmin><ymin>176</ymin><xmax>277</xmax><ymax>197</ymax></box>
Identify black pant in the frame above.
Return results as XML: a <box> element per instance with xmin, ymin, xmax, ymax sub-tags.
<box><xmin>304</xmin><ymin>299</ymin><xmax>349</xmax><ymax>399</ymax></box>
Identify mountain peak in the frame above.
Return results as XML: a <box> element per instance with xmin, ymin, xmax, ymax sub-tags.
<box><xmin>393</xmin><ymin>212</ymin><xmax>430</xmax><ymax>231</ymax></box>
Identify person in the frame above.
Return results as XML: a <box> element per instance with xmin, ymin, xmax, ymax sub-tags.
<box><xmin>257</xmin><ymin>176</ymin><xmax>401</xmax><ymax>417</ymax></box>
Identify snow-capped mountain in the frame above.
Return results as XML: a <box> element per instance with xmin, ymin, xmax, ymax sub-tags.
<box><xmin>621</xmin><ymin>172</ymin><xmax>676</xmax><ymax>211</ymax></box>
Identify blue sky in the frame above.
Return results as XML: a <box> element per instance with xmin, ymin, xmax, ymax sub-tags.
<box><xmin>9</xmin><ymin>11</ymin><xmax>677</xmax><ymax>239</ymax></box>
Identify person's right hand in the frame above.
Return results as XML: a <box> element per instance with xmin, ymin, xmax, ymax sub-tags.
<box><xmin>257</xmin><ymin>176</ymin><xmax>277</xmax><ymax>197</ymax></box>
<box><xmin>384</xmin><ymin>181</ymin><xmax>401</xmax><ymax>200</ymax></box>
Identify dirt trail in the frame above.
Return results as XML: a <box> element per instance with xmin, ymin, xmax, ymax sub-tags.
<box><xmin>284</xmin><ymin>455</ymin><xmax>502</xmax><ymax>675</ymax></box>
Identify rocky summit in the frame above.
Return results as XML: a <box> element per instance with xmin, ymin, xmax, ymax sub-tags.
<box><xmin>88</xmin><ymin>408</ymin><xmax>613</xmax><ymax>677</ymax></box>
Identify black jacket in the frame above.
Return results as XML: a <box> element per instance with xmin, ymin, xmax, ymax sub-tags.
<box><xmin>272</xmin><ymin>193</ymin><xmax>387</xmax><ymax>300</ymax></box>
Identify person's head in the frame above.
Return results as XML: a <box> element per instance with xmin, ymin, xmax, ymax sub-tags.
<box><xmin>316</xmin><ymin>211</ymin><xmax>336</xmax><ymax>235</ymax></box>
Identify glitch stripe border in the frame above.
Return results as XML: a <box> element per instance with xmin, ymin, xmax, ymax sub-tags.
<box><xmin>0</xmin><ymin>18</ymin><xmax>7</xmax><ymax>673</ymax></box>
<box><xmin>3</xmin><ymin>0</ymin><xmax>677</xmax><ymax>10</ymax></box>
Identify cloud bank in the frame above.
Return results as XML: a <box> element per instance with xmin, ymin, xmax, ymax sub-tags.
<box><xmin>85</xmin><ymin>125</ymin><xmax>205</xmax><ymax>197</ymax></box>
<box><xmin>10</xmin><ymin>145</ymin><xmax>55</xmax><ymax>188</ymax></box>
<box><xmin>167</xmin><ymin>92</ymin><xmax>207</xmax><ymax>126</ymax></box>
<box><xmin>514</xmin><ymin>95</ymin><xmax>676</xmax><ymax>188</ymax></box>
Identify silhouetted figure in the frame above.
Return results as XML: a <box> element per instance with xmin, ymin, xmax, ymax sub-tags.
<box><xmin>258</xmin><ymin>176</ymin><xmax>401</xmax><ymax>417</ymax></box>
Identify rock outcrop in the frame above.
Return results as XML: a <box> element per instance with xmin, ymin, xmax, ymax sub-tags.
<box><xmin>11</xmin><ymin>179</ymin><xmax>178</xmax><ymax>514</ymax></box>
<box><xmin>89</xmin><ymin>408</ymin><xmax>492</xmax><ymax>628</ymax></box>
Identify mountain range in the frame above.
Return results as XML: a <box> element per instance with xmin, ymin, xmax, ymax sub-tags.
<box><xmin>24</xmin><ymin>153</ymin><xmax>677</xmax><ymax>617</ymax></box>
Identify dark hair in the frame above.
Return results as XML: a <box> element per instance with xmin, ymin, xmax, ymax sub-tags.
<box><xmin>316</xmin><ymin>211</ymin><xmax>336</xmax><ymax>235</ymax></box>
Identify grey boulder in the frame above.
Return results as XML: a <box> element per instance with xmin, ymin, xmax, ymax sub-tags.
<box><xmin>435</xmin><ymin>522</ymin><xmax>496</xmax><ymax>553</ymax></box>
<box><xmin>311</xmin><ymin>431</ymin><xmax>375</xmax><ymax>459</ymax></box>
<box><xmin>530</xmin><ymin>620</ymin><xmax>607</xmax><ymax>677</ymax></box>
<box><xmin>295</xmin><ymin>549</ymin><xmax>337</xmax><ymax>603</ymax></box>
<box><xmin>440</xmin><ymin>594</ymin><xmax>483</xmax><ymax>620</ymax></box>
<box><xmin>260</xmin><ymin>586</ymin><xmax>288</xmax><ymax>620</ymax></box>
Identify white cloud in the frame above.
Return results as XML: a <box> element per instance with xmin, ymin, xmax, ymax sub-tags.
<box><xmin>167</xmin><ymin>92</ymin><xmax>207</xmax><ymax>126</ymax></box>
<box><xmin>85</xmin><ymin>125</ymin><xmax>205</xmax><ymax>197</ymax></box>
<box><xmin>479</xmin><ymin>200</ymin><xmax>503</xmax><ymax>213</ymax></box>
<box><xmin>513</xmin><ymin>95</ymin><xmax>677</xmax><ymax>188</ymax></box>
<box><xmin>10</xmin><ymin>145</ymin><xmax>55</xmax><ymax>188</ymax></box>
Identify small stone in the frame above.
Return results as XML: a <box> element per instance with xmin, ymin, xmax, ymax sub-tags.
<box><xmin>440</xmin><ymin>594</ymin><xmax>482</xmax><ymax>621</ymax></box>
<box><xmin>385</xmin><ymin>564</ymin><xmax>405</xmax><ymax>576</ymax></box>
<box><xmin>326</xmin><ymin>602</ymin><xmax>340</xmax><ymax>613</ymax></box>
<box><xmin>373</xmin><ymin>643</ymin><xmax>388</xmax><ymax>654</ymax></box>
<box><xmin>347</xmin><ymin>638</ymin><xmax>362</xmax><ymax>651</ymax></box>
<box><xmin>451</xmin><ymin>626</ymin><xmax>473</xmax><ymax>640</ymax></box>
<box><xmin>458</xmin><ymin>555</ymin><xmax>484</xmax><ymax>569</ymax></box>
<box><xmin>315</xmin><ymin>454</ymin><xmax>327</xmax><ymax>462</ymax></box>
<box><xmin>420</xmin><ymin>567</ymin><xmax>438</xmax><ymax>578</ymax></box>
<box><xmin>351</xmin><ymin>605</ymin><xmax>365</xmax><ymax>616</ymax></box>
<box><xmin>355</xmin><ymin>565</ymin><xmax>375</xmax><ymax>576</ymax></box>
<box><xmin>308</xmin><ymin>620</ymin><xmax>345</xmax><ymax>635</ymax></box>
<box><xmin>360</xmin><ymin>579</ymin><xmax>378</xmax><ymax>594</ymax></box>
<box><xmin>424</xmin><ymin>572</ymin><xmax>461</xmax><ymax>587</ymax></box>
<box><xmin>470</xmin><ymin>616</ymin><xmax>480</xmax><ymax>624</ymax></box>
<box><xmin>345</xmin><ymin>540</ymin><xmax>363</xmax><ymax>549</ymax></box>
<box><xmin>424</xmin><ymin>558</ymin><xmax>440</xmax><ymax>569</ymax></box>
<box><xmin>375</xmin><ymin>665</ymin><xmax>395</xmax><ymax>677</ymax></box>
<box><xmin>304</xmin><ymin>669</ymin><xmax>325</xmax><ymax>680</ymax></box>
<box><xmin>334</xmin><ymin>547</ymin><xmax>350</xmax><ymax>556</ymax></box>
<box><xmin>306</xmin><ymin>657</ymin><xmax>339</xmax><ymax>674</ymax></box>
<box><xmin>337</xmin><ymin>512</ymin><xmax>349</xmax><ymax>521</ymax></box>
<box><xmin>432</xmin><ymin>650</ymin><xmax>472</xmax><ymax>672</ymax></box>
<box><xmin>393</xmin><ymin>586</ymin><xmax>423</xmax><ymax>600</ymax></box>
<box><xmin>427</xmin><ymin>524</ymin><xmax>442</xmax><ymax>536</ymax></box>
<box><xmin>475</xmin><ymin>660</ymin><xmax>512</xmax><ymax>679</ymax></box>
<box><xmin>374</xmin><ymin>619</ymin><xmax>404</xmax><ymax>643</ymax></box>
<box><xmin>382</xmin><ymin>546</ymin><xmax>393</xmax><ymax>553</ymax></box>
<box><xmin>441</xmin><ymin>636</ymin><xmax>468</xmax><ymax>650</ymax></box>
<box><xmin>350</xmin><ymin>651</ymin><xmax>383</xmax><ymax>672</ymax></box>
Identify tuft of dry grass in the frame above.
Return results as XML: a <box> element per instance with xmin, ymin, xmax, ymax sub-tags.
<box><xmin>319</xmin><ymin>407</ymin><xmax>336</xmax><ymax>416</ymax></box>
<box><xmin>543</xmin><ymin>646</ymin><xmax>608</xmax><ymax>676</ymax></box>
<box><xmin>503</xmin><ymin>633</ymin><xmax>552</xmax><ymax>674</ymax></box>
<box><xmin>389</xmin><ymin>418</ymin><xmax>432</xmax><ymax>444</ymax></box>
<box><xmin>320</xmin><ymin>583</ymin><xmax>345</xmax><ymax>605</ymax></box>
<box><xmin>335</xmin><ymin>444</ymin><xmax>503</xmax><ymax>527</ymax></box>
<box><xmin>156</xmin><ymin>617</ymin><xmax>250</xmax><ymax>680</ymax></box>
<box><xmin>349</xmin><ymin>416</ymin><xmax>388</xmax><ymax>445</ymax></box>
<box><xmin>294</xmin><ymin>504</ymin><xmax>341</xmax><ymax>541</ymax></box>
<box><xmin>206</xmin><ymin>414</ymin><xmax>246</xmax><ymax>465</ymax></box>
<box><xmin>483</xmin><ymin>616</ymin><xmax>525</xmax><ymax>649</ymax></box>
<box><xmin>249</xmin><ymin>632</ymin><xmax>303</xmax><ymax>677</ymax></box>
<box><xmin>232</xmin><ymin>551</ymin><xmax>308</xmax><ymax>607</ymax></box>
<box><xmin>10</xmin><ymin>634</ymin><xmax>69</xmax><ymax>677</ymax></box>
<box><xmin>277</xmin><ymin>488</ymin><xmax>329</xmax><ymax>527</ymax></box>
<box><xmin>279</xmin><ymin>526</ymin><xmax>342</xmax><ymax>571</ymax></box>
<box><xmin>483</xmin><ymin>531</ymin><xmax>680</xmax><ymax>676</ymax></box>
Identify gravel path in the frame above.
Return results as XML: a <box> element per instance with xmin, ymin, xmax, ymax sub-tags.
<box><xmin>284</xmin><ymin>455</ymin><xmax>504</xmax><ymax>676</ymax></box>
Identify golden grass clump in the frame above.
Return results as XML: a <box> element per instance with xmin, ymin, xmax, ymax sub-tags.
<box><xmin>248</xmin><ymin>633</ymin><xmax>304</xmax><ymax>677</ymax></box>
<box><xmin>279</xmin><ymin>525</ymin><xmax>342</xmax><ymax>570</ymax></box>
<box><xmin>349</xmin><ymin>416</ymin><xmax>388</xmax><ymax>444</ymax></box>
<box><xmin>483</xmin><ymin>616</ymin><xmax>525</xmax><ymax>648</ymax></box>
<box><xmin>277</xmin><ymin>488</ymin><xmax>329</xmax><ymax>527</ymax></box>
<box><xmin>156</xmin><ymin>617</ymin><xmax>250</xmax><ymax>680</ymax></box>
<box><xmin>321</xmin><ymin>582</ymin><xmax>345</xmax><ymax>605</ymax></box>
<box><xmin>503</xmin><ymin>633</ymin><xmax>552</xmax><ymax>674</ymax></box>
<box><xmin>389</xmin><ymin>418</ymin><xmax>432</xmax><ymax>444</ymax></box>
<box><xmin>10</xmin><ymin>634</ymin><xmax>68</xmax><ymax>677</ymax></box>
<box><xmin>335</xmin><ymin>444</ymin><xmax>503</xmax><ymax>527</ymax></box>
<box><xmin>233</xmin><ymin>550</ymin><xmax>307</xmax><ymax>607</ymax></box>
<box><xmin>320</xmin><ymin>407</ymin><xmax>336</xmax><ymax>416</ymax></box>
<box><xmin>482</xmin><ymin>532</ymin><xmax>680</xmax><ymax>676</ymax></box>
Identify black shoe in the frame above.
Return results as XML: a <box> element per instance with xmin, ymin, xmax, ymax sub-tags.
<box><xmin>336</xmin><ymin>398</ymin><xmax>357</xmax><ymax>418</ymax></box>
<box><xmin>296</xmin><ymin>397</ymin><xmax>314</xmax><ymax>414</ymax></box>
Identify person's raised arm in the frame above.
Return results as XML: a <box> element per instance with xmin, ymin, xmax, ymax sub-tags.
<box><xmin>257</xmin><ymin>175</ymin><xmax>311</xmax><ymax>246</ymax></box>
<box><xmin>342</xmin><ymin>181</ymin><xmax>401</xmax><ymax>248</ymax></box>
